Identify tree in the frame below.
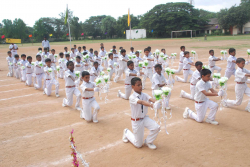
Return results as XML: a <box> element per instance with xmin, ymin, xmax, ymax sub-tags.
<box><xmin>33</xmin><ymin>18</ymin><xmax>54</xmax><ymax>41</ymax></box>
<box><xmin>2</xmin><ymin>19</ymin><xmax>28</xmax><ymax>41</ymax></box>
<box><xmin>101</xmin><ymin>16</ymin><xmax>116</xmax><ymax>38</ymax></box>
<box><xmin>70</xmin><ymin>17</ymin><xmax>82</xmax><ymax>40</ymax></box>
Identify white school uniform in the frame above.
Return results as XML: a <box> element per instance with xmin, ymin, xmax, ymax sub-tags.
<box><xmin>99</xmin><ymin>50</ymin><xmax>107</xmax><ymax>68</ymax></box>
<box><xmin>76</xmin><ymin>51</ymin><xmax>82</xmax><ymax>57</ymax></box>
<box><xmin>89</xmin><ymin>52</ymin><xmax>94</xmax><ymax>59</ymax></box>
<box><xmin>108</xmin><ymin>59</ymin><xmax>115</xmax><ymax>80</ymax></box>
<box><xmin>70</xmin><ymin>51</ymin><xmax>77</xmax><ymax>60</ymax></box>
<box><xmin>90</xmin><ymin>66</ymin><xmax>101</xmax><ymax>82</ymax></box>
<box><xmin>176</xmin><ymin>57</ymin><xmax>193</xmax><ymax>83</ymax></box>
<box><xmin>130</xmin><ymin>51</ymin><xmax>135</xmax><ymax>56</ymax></box>
<box><xmin>58</xmin><ymin>58</ymin><xmax>66</xmax><ymax>78</ymax></box>
<box><xmin>182</xmin><ymin>70</ymin><xmax>200</xmax><ymax>100</ymax></box>
<box><xmin>9</xmin><ymin>44</ymin><xmax>18</xmax><ymax>57</ymax></box>
<box><xmin>42</xmin><ymin>40</ymin><xmax>50</xmax><ymax>50</ymax></box>
<box><xmin>142</xmin><ymin>55</ymin><xmax>154</xmax><ymax>89</ymax></box>
<box><xmin>113</xmin><ymin>54</ymin><xmax>119</xmax><ymax>62</ymax></box>
<box><xmin>62</xmin><ymin>70</ymin><xmax>81</xmax><ymax>108</ymax></box>
<box><xmin>6</xmin><ymin>56</ymin><xmax>14</xmax><ymax>77</ymax></box>
<box><xmin>48</xmin><ymin>54</ymin><xmax>56</xmax><ymax>67</ymax></box>
<box><xmin>13</xmin><ymin>59</ymin><xmax>21</xmax><ymax>79</ymax></box>
<box><xmin>36</xmin><ymin>51</ymin><xmax>42</xmax><ymax>56</ymax></box>
<box><xmin>75</xmin><ymin>61</ymin><xmax>84</xmax><ymax>72</ymax></box>
<box><xmin>125</xmin><ymin>92</ymin><xmax>160</xmax><ymax>148</ymax></box>
<box><xmin>74</xmin><ymin>49</ymin><xmax>78</xmax><ymax>53</ymax></box>
<box><xmin>80</xmin><ymin>81</ymin><xmax>100</xmax><ymax>121</ymax></box>
<box><xmin>115</xmin><ymin>55</ymin><xmax>129</xmax><ymax>81</ymax></box>
<box><xmin>224</xmin><ymin>55</ymin><xmax>237</xmax><ymax>79</ymax></box>
<box><xmin>34</xmin><ymin>61</ymin><xmax>45</xmax><ymax>89</ymax></box>
<box><xmin>44</xmin><ymin>66</ymin><xmax>59</xmax><ymax>96</ymax></box>
<box><xmin>134</xmin><ymin>56</ymin><xmax>143</xmax><ymax>72</ymax></box>
<box><xmin>208</xmin><ymin>55</ymin><xmax>221</xmax><ymax>73</ymax></box>
<box><xmin>25</xmin><ymin>62</ymin><xmax>33</xmax><ymax>86</ymax></box>
<box><xmin>119</xmin><ymin>69</ymin><xmax>138</xmax><ymax>100</ymax></box>
<box><xmin>82</xmin><ymin>50</ymin><xmax>89</xmax><ymax>54</ymax></box>
<box><xmin>64</xmin><ymin>51</ymin><xmax>70</xmax><ymax>55</ymax></box>
<box><xmin>174</xmin><ymin>51</ymin><xmax>184</xmax><ymax>73</ymax></box>
<box><xmin>187</xmin><ymin>80</ymin><xmax>218</xmax><ymax>122</ymax></box>
<box><xmin>225</xmin><ymin>68</ymin><xmax>250</xmax><ymax>109</ymax></box>
<box><xmin>41</xmin><ymin>52</ymin><xmax>49</xmax><ymax>62</ymax></box>
<box><xmin>20</xmin><ymin>60</ymin><xmax>28</xmax><ymax>81</ymax></box>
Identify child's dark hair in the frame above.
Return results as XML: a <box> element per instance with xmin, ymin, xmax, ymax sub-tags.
<box><xmin>67</xmin><ymin>61</ymin><xmax>74</xmax><ymax>67</ymax></box>
<box><xmin>130</xmin><ymin>47</ymin><xmax>134</xmax><ymax>50</ymax></box>
<box><xmin>45</xmin><ymin>58</ymin><xmax>51</xmax><ymax>62</ymax></box>
<box><xmin>7</xmin><ymin>51</ymin><xmax>11</xmax><ymax>54</ymax></box>
<box><xmin>144</xmin><ymin>48</ymin><xmax>149</xmax><ymax>52</ymax></box>
<box><xmin>44</xmin><ymin>48</ymin><xmax>47</xmax><ymax>50</ymax></box>
<box><xmin>161</xmin><ymin>49</ymin><xmax>165</xmax><ymax>51</ymax></box>
<box><xmin>65</xmin><ymin>54</ymin><xmax>70</xmax><ymax>58</ymax></box>
<box><xmin>83</xmin><ymin>52</ymin><xmax>87</xmax><ymax>55</ymax></box>
<box><xmin>82</xmin><ymin>71</ymin><xmax>90</xmax><ymax>77</ymax></box>
<box><xmin>135</xmin><ymin>51</ymin><xmax>139</xmax><ymax>54</ymax></box>
<box><xmin>27</xmin><ymin>56</ymin><xmax>32</xmax><ymax>60</ymax></box>
<box><xmin>119</xmin><ymin>47</ymin><xmax>123</xmax><ymax>50</ymax></box>
<box><xmin>59</xmin><ymin>52</ymin><xmax>63</xmax><ymax>56</ymax></box>
<box><xmin>113</xmin><ymin>45</ymin><xmax>116</xmax><ymax>48</ymax></box>
<box><xmin>76</xmin><ymin>56</ymin><xmax>81</xmax><ymax>60</ymax></box>
<box><xmin>36</xmin><ymin>54</ymin><xmax>41</xmax><ymax>58</ymax></box>
<box><xmin>101</xmin><ymin>46</ymin><xmax>104</xmax><ymax>49</ymax></box>
<box><xmin>121</xmin><ymin>49</ymin><xmax>126</xmax><ymax>53</ymax></box>
<box><xmin>108</xmin><ymin>53</ymin><xmax>113</xmax><ymax>58</ymax></box>
<box><xmin>51</xmin><ymin>49</ymin><xmax>55</xmax><ymax>52</ymax></box>
<box><xmin>229</xmin><ymin>48</ymin><xmax>236</xmax><ymax>54</ymax></box>
<box><xmin>82</xmin><ymin>46</ymin><xmax>86</xmax><ymax>49</ymax></box>
<box><xmin>209</xmin><ymin>50</ymin><xmax>214</xmax><ymax>53</ymax></box>
<box><xmin>64</xmin><ymin>47</ymin><xmax>67</xmax><ymax>49</ymax></box>
<box><xmin>71</xmin><ymin>48</ymin><xmax>74</xmax><ymax>50</ymax></box>
<box><xmin>100</xmin><ymin>43</ymin><xmax>103</xmax><ymax>45</ymax></box>
<box><xmin>154</xmin><ymin>64</ymin><xmax>162</xmax><ymax>69</ymax></box>
<box><xmin>14</xmin><ymin>54</ymin><xmax>19</xmax><ymax>58</ymax></box>
<box><xmin>127</xmin><ymin>60</ymin><xmax>134</xmax><ymax>66</ymax></box>
<box><xmin>147</xmin><ymin>46</ymin><xmax>151</xmax><ymax>50</ymax></box>
<box><xmin>184</xmin><ymin>51</ymin><xmax>189</xmax><ymax>55</ymax></box>
<box><xmin>200</xmin><ymin>69</ymin><xmax>211</xmax><ymax>77</ymax></box>
<box><xmin>131</xmin><ymin>77</ymin><xmax>141</xmax><ymax>86</ymax></box>
<box><xmin>90</xmin><ymin>48</ymin><xmax>93</xmax><ymax>51</ymax></box>
<box><xmin>38</xmin><ymin>47</ymin><xmax>42</xmax><ymax>51</ymax></box>
<box><xmin>93</xmin><ymin>61</ymin><xmax>98</xmax><ymax>66</ymax></box>
<box><xmin>180</xmin><ymin>46</ymin><xmax>185</xmax><ymax>49</ymax></box>
<box><xmin>94</xmin><ymin>51</ymin><xmax>98</xmax><ymax>54</ymax></box>
<box><xmin>195</xmin><ymin>61</ymin><xmax>203</xmax><ymax>66</ymax></box>
<box><xmin>236</xmin><ymin>58</ymin><xmax>245</xmax><ymax>64</ymax></box>
<box><xmin>78</xmin><ymin>46</ymin><xmax>81</xmax><ymax>49</ymax></box>
<box><xmin>74</xmin><ymin>45</ymin><xmax>76</xmax><ymax>47</ymax></box>
<box><xmin>21</xmin><ymin>54</ymin><xmax>26</xmax><ymax>58</ymax></box>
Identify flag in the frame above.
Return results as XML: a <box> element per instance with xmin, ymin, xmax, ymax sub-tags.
<box><xmin>64</xmin><ymin>5</ymin><xmax>68</xmax><ymax>25</ymax></box>
<box><xmin>136</xmin><ymin>30</ymin><xmax>138</xmax><ymax>33</ymax></box>
<box><xmin>151</xmin><ymin>29</ymin><xmax>153</xmax><ymax>33</ymax></box>
<box><xmin>128</xmin><ymin>8</ymin><xmax>130</xmax><ymax>27</ymax></box>
<box><xmin>66</xmin><ymin>33</ymin><xmax>69</xmax><ymax>36</ymax></box>
<box><xmin>81</xmin><ymin>33</ymin><xmax>84</xmax><ymax>36</ymax></box>
<box><xmin>1</xmin><ymin>35</ymin><xmax>5</xmax><ymax>39</ymax></box>
<box><xmin>29</xmin><ymin>34</ymin><xmax>32</xmax><ymax>38</ymax></box>
<box><xmin>49</xmin><ymin>34</ymin><xmax>53</xmax><ymax>37</ymax></box>
<box><xmin>124</xmin><ymin>31</ymin><xmax>125</xmax><ymax>34</ymax></box>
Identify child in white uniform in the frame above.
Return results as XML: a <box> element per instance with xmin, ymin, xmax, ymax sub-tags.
<box><xmin>113</xmin><ymin>49</ymin><xmax>119</xmax><ymax>63</ymax></box>
<box><xmin>224</xmin><ymin>58</ymin><xmax>250</xmax><ymax>112</ymax></box>
<box><xmin>20</xmin><ymin>54</ymin><xmax>28</xmax><ymax>82</ymax></box>
<box><xmin>80</xmin><ymin>71</ymin><xmax>100</xmax><ymax>122</ymax></box>
<box><xmin>183</xmin><ymin>69</ymin><xmax>224</xmax><ymax>125</ymax></box>
<box><xmin>114</xmin><ymin>49</ymin><xmax>129</xmax><ymax>82</ymax></box>
<box><xmin>48</xmin><ymin>49</ymin><xmax>56</xmax><ymax>68</ymax></box>
<box><xmin>36</xmin><ymin>48</ymin><xmax>42</xmax><ymax>56</ymax></box>
<box><xmin>142</xmin><ymin>48</ymin><xmax>154</xmax><ymax>89</ymax></box>
<box><xmin>176</xmin><ymin>51</ymin><xmax>194</xmax><ymax>83</ymax></box>
<box><xmin>64</xmin><ymin>54</ymin><xmax>70</xmax><ymax>72</ymax></box>
<box><xmin>134</xmin><ymin>51</ymin><xmax>143</xmax><ymax>72</ymax></box>
<box><xmin>180</xmin><ymin>61</ymin><xmax>202</xmax><ymax>100</ymax></box>
<box><xmin>122</xmin><ymin>77</ymin><xmax>161</xmax><ymax>149</ymax></box>
<box><xmin>82</xmin><ymin>46</ymin><xmax>89</xmax><ymax>54</ymax></box>
<box><xmin>93</xmin><ymin>51</ymin><xmax>102</xmax><ymax>68</ymax></box>
<box><xmin>208</xmin><ymin>50</ymin><xmax>221</xmax><ymax>74</ymax></box>
<box><xmin>9</xmin><ymin>43</ymin><xmax>18</xmax><ymax>57</ymax></box>
<box><xmin>75</xmin><ymin>56</ymin><xmax>84</xmax><ymax>72</ymax></box>
<box><xmin>34</xmin><ymin>55</ymin><xmax>45</xmax><ymax>90</ymax></box>
<box><xmin>41</xmin><ymin>48</ymin><xmax>49</xmax><ymax>62</ymax></box>
<box><xmin>6</xmin><ymin>51</ymin><xmax>14</xmax><ymax>77</ymax></box>
<box><xmin>64</xmin><ymin>47</ymin><xmax>69</xmax><ymax>55</ymax></box>
<box><xmin>76</xmin><ymin>47</ymin><xmax>82</xmax><ymax>57</ymax></box>
<box><xmin>90</xmin><ymin>62</ymin><xmax>101</xmax><ymax>82</ymax></box>
<box><xmin>118</xmin><ymin>61</ymin><xmax>142</xmax><ymax>100</ymax></box>
<box><xmin>13</xmin><ymin>54</ymin><xmax>21</xmax><ymax>79</ymax></box>
<box><xmin>152</xmin><ymin>64</ymin><xmax>171</xmax><ymax>109</ymax></box>
<box><xmin>108</xmin><ymin>53</ymin><xmax>115</xmax><ymax>80</ymax></box>
<box><xmin>70</xmin><ymin>48</ymin><xmax>77</xmax><ymax>60</ymax></box>
<box><xmin>224</xmin><ymin>48</ymin><xmax>237</xmax><ymax>79</ymax></box>
<box><xmin>43</xmin><ymin>58</ymin><xmax>60</xmax><ymax>97</ymax></box>
<box><xmin>58</xmin><ymin>52</ymin><xmax>65</xmax><ymax>79</ymax></box>
<box><xmin>62</xmin><ymin>61</ymin><xmax>82</xmax><ymax>111</ymax></box>
<box><xmin>130</xmin><ymin>47</ymin><xmax>135</xmax><ymax>55</ymax></box>
<box><xmin>174</xmin><ymin>46</ymin><xmax>185</xmax><ymax>73</ymax></box>
<box><xmin>25</xmin><ymin>56</ymin><xmax>33</xmax><ymax>86</ymax></box>
<box><xmin>99</xmin><ymin>47</ymin><xmax>107</xmax><ymax>69</ymax></box>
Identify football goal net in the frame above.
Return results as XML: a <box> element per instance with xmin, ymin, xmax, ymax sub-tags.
<box><xmin>171</xmin><ymin>30</ymin><xmax>196</xmax><ymax>38</ymax></box>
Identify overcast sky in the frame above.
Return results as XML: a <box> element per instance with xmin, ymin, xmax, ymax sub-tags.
<box><xmin>0</xmin><ymin>0</ymin><xmax>241</xmax><ymax>27</ymax></box>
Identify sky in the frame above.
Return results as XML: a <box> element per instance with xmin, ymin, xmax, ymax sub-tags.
<box><xmin>0</xmin><ymin>0</ymin><xmax>241</xmax><ymax>27</ymax></box>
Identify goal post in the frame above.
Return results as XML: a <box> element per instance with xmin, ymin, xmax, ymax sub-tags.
<box><xmin>171</xmin><ymin>30</ymin><xmax>196</xmax><ymax>39</ymax></box>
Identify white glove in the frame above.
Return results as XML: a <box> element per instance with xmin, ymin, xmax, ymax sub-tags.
<box><xmin>218</xmin><ymin>90</ymin><xmax>224</xmax><ymax>97</ymax></box>
<box><xmin>94</xmin><ymin>87</ymin><xmax>99</xmax><ymax>92</ymax></box>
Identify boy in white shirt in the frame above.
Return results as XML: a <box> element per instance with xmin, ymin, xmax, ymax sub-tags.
<box><xmin>25</xmin><ymin>56</ymin><xmax>33</xmax><ymax>86</ymax></box>
<box><xmin>152</xmin><ymin>64</ymin><xmax>171</xmax><ymax>109</ymax></box>
<box><xmin>90</xmin><ymin>62</ymin><xmax>101</xmax><ymax>82</ymax></box>
<box><xmin>147</xmin><ymin>46</ymin><xmax>152</xmax><ymax>56</ymax></box>
<box><xmin>37</xmin><ymin>48</ymin><xmax>42</xmax><ymax>56</ymax></box>
<box><xmin>70</xmin><ymin>48</ymin><xmax>77</xmax><ymax>60</ymax></box>
<box><xmin>159</xmin><ymin>49</ymin><xmax>169</xmax><ymax>68</ymax></box>
<box><xmin>122</xmin><ymin>77</ymin><xmax>161</xmax><ymax>149</ymax></box>
<box><xmin>76</xmin><ymin>47</ymin><xmax>82</xmax><ymax>57</ymax></box>
<box><xmin>174</xmin><ymin>46</ymin><xmax>185</xmax><ymax>73</ymax></box>
<box><xmin>74</xmin><ymin>45</ymin><xmax>78</xmax><ymax>53</ymax></box>
<box><xmin>176</xmin><ymin>51</ymin><xmax>194</xmax><ymax>83</ymax></box>
<box><xmin>134</xmin><ymin>51</ymin><xmax>143</xmax><ymax>72</ymax></box>
<box><xmin>34</xmin><ymin>55</ymin><xmax>46</xmax><ymax>90</ymax></box>
<box><xmin>89</xmin><ymin>48</ymin><xmax>94</xmax><ymax>59</ymax></box>
<box><xmin>82</xmin><ymin>52</ymin><xmax>90</xmax><ymax>71</ymax></box>
<box><xmin>142</xmin><ymin>48</ymin><xmax>154</xmax><ymax>89</ymax></box>
<box><xmin>13</xmin><ymin>54</ymin><xmax>21</xmax><ymax>79</ymax></box>
<box><xmin>20</xmin><ymin>54</ymin><xmax>28</xmax><ymax>82</ymax></box>
<box><xmin>223</xmin><ymin>58</ymin><xmax>250</xmax><ymax>112</ymax></box>
<box><xmin>180</xmin><ymin>61</ymin><xmax>203</xmax><ymax>100</ymax></box>
<box><xmin>224</xmin><ymin>48</ymin><xmax>237</xmax><ymax>79</ymax></box>
<box><xmin>118</xmin><ymin>61</ymin><xmax>143</xmax><ymax>100</ymax></box>
<box><xmin>130</xmin><ymin>47</ymin><xmax>135</xmax><ymax>55</ymax></box>
<box><xmin>64</xmin><ymin>47</ymin><xmax>69</xmax><ymax>55</ymax></box>
<box><xmin>80</xmin><ymin>71</ymin><xmax>100</xmax><ymax>122</ymax></box>
<box><xmin>9</xmin><ymin>43</ymin><xmax>18</xmax><ymax>57</ymax></box>
<box><xmin>48</xmin><ymin>49</ymin><xmax>56</xmax><ymax>68</ymax></box>
<box><xmin>64</xmin><ymin>54</ymin><xmax>70</xmax><ymax>71</ymax></box>
<box><xmin>62</xmin><ymin>61</ymin><xmax>82</xmax><ymax>111</ymax></box>
<box><xmin>108</xmin><ymin>53</ymin><xmax>115</xmax><ymax>80</ymax></box>
<box><xmin>75</xmin><ymin>56</ymin><xmax>84</xmax><ymax>72</ymax></box>
<box><xmin>58</xmin><ymin>52</ymin><xmax>65</xmax><ymax>79</ymax></box>
<box><xmin>93</xmin><ymin>51</ymin><xmax>102</xmax><ymax>68</ymax></box>
<box><xmin>208</xmin><ymin>50</ymin><xmax>221</xmax><ymax>74</ymax></box>
<box><xmin>113</xmin><ymin>49</ymin><xmax>119</xmax><ymax>63</ymax></box>
<box><xmin>112</xmin><ymin>45</ymin><xmax>117</xmax><ymax>52</ymax></box>
<box><xmin>183</xmin><ymin>69</ymin><xmax>224</xmax><ymax>125</ymax></box>
<box><xmin>114</xmin><ymin>49</ymin><xmax>129</xmax><ymax>82</ymax></box>
<box><xmin>99</xmin><ymin>43</ymin><xmax>106</xmax><ymax>52</ymax></box>
<box><xmin>41</xmin><ymin>48</ymin><xmax>49</xmax><ymax>62</ymax></box>
<box><xmin>82</xmin><ymin>46</ymin><xmax>89</xmax><ymax>54</ymax></box>
<box><xmin>6</xmin><ymin>51</ymin><xmax>14</xmax><ymax>77</ymax></box>
<box><xmin>99</xmin><ymin>47</ymin><xmax>107</xmax><ymax>69</ymax></box>
<box><xmin>43</xmin><ymin>58</ymin><xmax>60</xmax><ymax>97</ymax></box>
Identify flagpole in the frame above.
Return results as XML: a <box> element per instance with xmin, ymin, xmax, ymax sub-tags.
<box><xmin>129</xmin><ymin>8</ymin><xmax>132</xmax><ymax>47</ymax></box>
<box><xmin>67</xmin><ymin>4</ymin><xmax>72</xmax><ymax>49</ymax></box>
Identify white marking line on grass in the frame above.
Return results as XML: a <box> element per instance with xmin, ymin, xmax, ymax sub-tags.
<box><xmin>0</xmin><ymin>87</ymin><xmax>31</xmax><ymax>93</ymax></box>
<box><xmin>0</xmin><ymin>79</ymin><xmax>15</xmax><ymax>82</ymax></box>
<box><xmin>0</xmin><ymin>83</ymin><xmax>24</xmax><ymax>87</ymax></box>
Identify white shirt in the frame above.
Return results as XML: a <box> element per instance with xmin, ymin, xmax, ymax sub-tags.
<box><xmin>134</xmin><ymin>57</ymin><xmax>143</xmax><ymax>67</ymax></box>
<box><xmin>42</xmin><ymin>40</ymin><xmax>50</xmax><ymax>49</ymax></box>
<box><xmin>183</xmin><ymin>57</ymin><xmax>192</xmax><ymax>70</ymax></box>
<box><xmin>58</xmin><ymin>58</ymin><xmax>65</xmax><ymax>69</ymax></box>
<box><xmin>130</xmin><ymin>51</ymin><xmax>135</xmax><ymax>56</ymax></box>
<box><xmin>151</xmin><ymin>73</ymin><xmax>166</xmax><ymax>90</ymax></box>
<box><xmin>20</xmin><ymin>60</ymin><xmax>28</xmax><ymax>69</ymax></box>
<box><xmin>100</xmin><ymin>48</ymin><xmax>106</xmax><ymax>52</ymax></box>
<box><xmin>129</xmin><ymin>92</ymin><xmax>152</xmax><ymax>119</ymax></box>
<box><xmin>74</xmin><ymin>49</ymin><xmax>78</xmax><ymax>53</ymax></box>
<box><xmin>76</xmin><ymin>51</ymin><xmax>82</xmax><ymax>57</ymax></box>
<box><xmin>34</xmin><ymin>61</ymin><xmax>45</xmax><ymax>74</ymax></box>
<box><xmin>6</xmin><ymin>56</ymin><xmax>14</xmax><ymax>66</ymax></box>
<box><xmin>194</xmin><ymin>79</ymin><xmax>212</xmax><ymax>102</ymax></box>
<box><xmin>36</xmin><ymin>51</ymin><xmax>42</xmax><ymax>56</ymax></box>
<box><xmin>108</xmin><ymin>59</ymin><xmax>114</xmax><ymax>68</ymax></box>
<box><xmin>113</xmin><ymin>54</ymin><xmax>119</xmax><ymax>62</ymax></box>
<box><xmin>41</xmin><ymin>52</ymin><xmax>49</xmax><ymax>62</ymax></box>
<box><xmin>13</xmin><ymin>59</ymin><xmax>21</xmax><ymax>69</ymax></box>
<box><xmin>80</xmin><ymin>81</ymin><xmax>95</xmax><ymax>98</ymax></box>
<box><xmin>190</xmin><ymin>70</ymin><xmax>201</xmax><ymax>85</ymax></box>
<box><xmin>125</xmin><ymin>69</ymin><xmax>138</xmax><ymax>84</ymax></box>
<box><xmin>26</xmin><ymin>62</ymin><xmax>33</xmax><ymax>73</ymax></box>
<box><xmin>148</xmin><ymin>52</ymin><xmax>152</xmax><ymax>56</ymax></box>
<box><xmin>9</xmin><ymin>44</ymin><xmax>18</xmax><ymax>55</ymax></box>
<box><xmin>89</xmin><ymin>52</ymin><xmax>94</xmax><ymax>59</ymax></box>
<box><xmin>99</xmin><ymin>50</ymin><xmax>106</xmax><ymax>57</ymax></box>
<box><xmin>82</xmin><ymin>50</ymin><xmax>89</xmax><ymax>54</ymax></box>
<box><xmin>234</xmin><ymin>68</ymin><xmax>250</xmax><ymax>82</ymax></box>
<box><xmin>180</xmin><ymin>51</ymin><xmax>185</xmax><ymax>62</ymax></box>
<box><xmin>75</xmin><ymin>62</ymin><xmax>84</xmax><ymax>72</ymax></box>
<box><xmin>48</xmin><ymin>54</ymin><xmax>55</xmax><ymax>63</ymax></box>
<box><xmin>70</xmin><ymin>51</ymin><xmax>76</xmax><ymax>58</ymax></box>
<box><xmin>94</xmin><ymin>56</ymin><xmax>102</xmax><ymax>65</ymax></box>
<box><xmin>44</xmin><ymin>66</ymin><xmax>56</xmax><ymax>79</ymax></box>
<box><xmin>208</xmin><ymin>55</ymin><xmax>218</xmax><ymax>67</ymax></box>
<box><xmin>90</xmin><ymin>66</ymin><xmax>101</xmax><ymax>76</ymax></box>
<box><xmin>226</xmin><ymin>55</ymin><xmax>237</xmax><ymax>72</ymax></box>
<box><xmin>64</xmin><ymin>51</ymin><xmax>70</xmax><ymax>55</ymax></box>
<box><xmin>64</xmin><ymin>70</ymin><xmax>76</xmax><ymax>86</ymax></box>
<box><xmin>143</xmin><ymin>55</ymin><xmax>153</xmax><ymax>68</ymax></box>
<box><xmin>119</xmin><ymin>55</ymin><xmax>129</xmax><ymax>69</ymax></box>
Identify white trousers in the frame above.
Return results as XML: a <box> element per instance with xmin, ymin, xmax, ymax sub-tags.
<box><xmin>103</xmin><ymin>59</ymin><xmax>108</xmax><ymax>68</ymax></box>
<box><xmin>226</xmin><ymin>83</ymin><xmax>250</xmax><ymax>108</ymax></box>
<box><xmin>125</xmin><ymin>116</ymin><xmax>160</xmax><ymax>148</ymax></box>
<box><xmin>174</xmin><ymin>62</ymin><xmax>183</xmax><ymax>73</ymax></box>
<box><xmin>142</xmin><ymin>68</ymin><xmax>153</xmax><ymax>88</ymax></box>
<box><xmin>34</xmin><ymin>73</ymin><xmax>45</xmax><ymax>89</ymax></box>
<box><xmin>21</xmin><ymin>69</ymin><xmax>26</xmax><ymax>81</ymax></box>
<box><xmin>26</xmin><ymin>73</ymin><xmax>33</xmax><ymax>86</ymax></box>
<box><xmin>59</xmin><ymin>69</ymin><xmax>64</xmax><ymax>79</ymax></box>
<box><xmin>63</xmin><ymin>87</ymin><xmax>81</xmax><ymax>108</ymax></box>
<box><xmin>210</xmin><ymin>66</ymin><xmax>222</xmax><ymax>74</ymax></box>
<box><xmin>224</xmin><ymin>70</ymin><xmax>235</xmax><ymax>79</ymax></box>
<box><xmin>120</xmin><ymin>85</ymin><xmax>132</xmax><ymax>100</ymax></box>
<box><xmin>14</xmin><ymin>68</ymin><xmax>21</xmax><ymax>79</ymax></box>
<box><xmin>115</xmin><ymin>68</ymin><xmax>126</xmax><ymax>81</ymax></box>
<box><xmin>182</xmin><ymin>84</ymin><xmax>196</xmax><ymax>100</ymax></box>
<box><xmin>44</xmin><ymin>79</ymin><xmax>59</xmax><ymax>96</ymax></box>
<box><xmin>176</xmin><ymin>69</ymin><xmax>193</xmax><ymax>83</ymax></box>
<box><xmin>109</xmin><ymin>69</ymin><xmax>114</xmax><ymax>80</ymax></box>
<box><xmin>81</xmin><ymin>98</ymin><xmax>100</xmax><ymax>121</ymax></box>
<box><xmin>7</xmin><ymin>66</ymin><xmax>14</xmax><ymax>77</ymax></box>
<box><xmin>188</xmin><ymin>99</ymin><xmax>218</xmax><ymax>122</ymax></box>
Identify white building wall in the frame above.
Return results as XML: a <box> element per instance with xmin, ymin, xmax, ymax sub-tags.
<box><xmin>126</xmin><ymin>29</ymin><xmax>146</xmax><ymax>39</ymax></box>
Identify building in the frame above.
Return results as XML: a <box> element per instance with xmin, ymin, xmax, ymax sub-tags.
<box><xmin>203</xmin><ymin>18</ymin><xmax>221</xmax><ymax>34</ymax></box>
